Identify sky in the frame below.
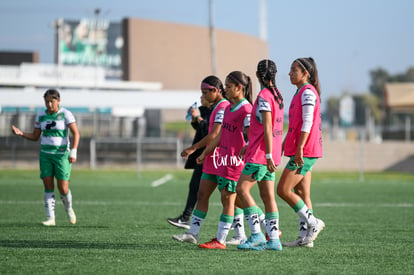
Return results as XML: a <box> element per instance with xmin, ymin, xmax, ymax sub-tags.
<box><xmin>0</xmin><ymin>0</ymin><xmax>413</xmax><ymax>106</ymax></box>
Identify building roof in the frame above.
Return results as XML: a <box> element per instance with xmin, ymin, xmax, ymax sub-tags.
<box><xmin>384</xmin><ymin>83</ymin><xmax>414</xmax><ymax>113</ymax></box>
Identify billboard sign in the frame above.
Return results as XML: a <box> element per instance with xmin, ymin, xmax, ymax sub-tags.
<box><xmin>56</xmin><ymin>18</ymin><xmax>123</xmax><ymax>79</ymax></box>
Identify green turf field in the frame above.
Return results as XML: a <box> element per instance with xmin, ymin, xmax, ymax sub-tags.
<box><xmin>0</xmin><ymin>169</ymin><xmax>413</xmax><ymax>274</ymax></box>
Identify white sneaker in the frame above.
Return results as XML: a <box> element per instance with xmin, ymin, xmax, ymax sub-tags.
<box><xmin>226</xmin><ymin>236</ymin><xmax>247</xmax><ymax>245</ymax></box>
<box><xmin>66</xmin><ymin>208</ymin><xmax>76</xmax><ymax>224</ymax></box>
<box><xmin>282</xmin><ymin>237</ymin><xmax>313</xmax><ymax>248</ymax></box>
<box><xmin>303</xmin><ymin>218</ymin><xmax>325</xmax><ymax>244</ymax></box>
<box><xmin>172</xmin><ymin>232</ymin><xmax>198</xmax><ymax>244</ymax></box>
<box><xmin>42</xmin><ymin>218</ymin><xmax>56</xmax><ymax>226</ymax></box>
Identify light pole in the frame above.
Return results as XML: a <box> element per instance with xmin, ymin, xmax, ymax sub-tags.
<box><xmin>94</xmin><ymin>8</ymin><xmax>100</xmax><ymax>89</ymax></box>
<box><xmin>209</xmin><ymin>0</ymin><xmax>216</xmax><ymax>75</ymax></box>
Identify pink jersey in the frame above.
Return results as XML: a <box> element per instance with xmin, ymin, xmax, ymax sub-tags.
<box><xmin>203</xmin><ymin>99</ymin><xmax>230</xmax><ymax>175</ymax></box>
<box><xmin>284</xmin><ymin>84</ymin><xmax>323</xmax><ymax>158</ymax></box>
<box><xmin>244</xmin><ymin>88</ymin><xmax>284</xmax><ymax>165</ymax></box>
<box><xmin>213</xmin><ymin>99</ymin><xmax>252</xmax><ymax>181</ymax></box>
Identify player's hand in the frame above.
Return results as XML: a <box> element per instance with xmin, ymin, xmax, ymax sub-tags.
<box><xmin>11</xmin><ymin>125</ymin><xmax>23</xmax><ymax>136</ymax></box>
<box><xmin>181</xmin><ymin>147</ymin><xmax>195</xmax><ymax>159</ymax></box>
<box><xmin>69</xmin><ymin>157</ymin><xmax>77</xmax><ymax>164</ymax></box>
<box><xmin>196</xmin><ymin>154</ymin><xmax>205</xmax><ymax>165</ymax></box>
<box><xmin>266</xmin><ymin>158</ymin><xmax>277</xmax><ymax>173</ymax></box>
<box><xmin>239</xmin><ymin>145</ymin><xmax>247</xmax><ymax>159</ymax></box>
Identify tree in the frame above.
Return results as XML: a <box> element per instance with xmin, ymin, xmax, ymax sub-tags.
<box><xmin>369</xmin><ymin>68</ymin><xmax>389</xmax><ymax>100</ymax></box>
<box><xmin>326</xmin><ymin>96</ymin><xmax>339</xmax><ymax>125</ymax></box>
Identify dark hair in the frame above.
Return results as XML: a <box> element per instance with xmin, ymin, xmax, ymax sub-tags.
<box><xmin>295</xmin><ymin>57</ymin><xmax>321</xmax><ymax>96</ymax></box>
<box><xmin>226</xmin><ymin>71</ymin><xmax>253</xmax><ymax>104</ymax></box>
<box><xmin>201</xmin><ymin>75</ymin><xmax>227</xmax><ymax>99</ymax></box>
<box><xmin>43</xmin><ymin>89</ymin><xmax>60</xmax><ymax>99</ymax></box>
<box><xmin>256</xmin><ymin>59</ymin><xmax>283</xmax><ymax>109</ymax></box>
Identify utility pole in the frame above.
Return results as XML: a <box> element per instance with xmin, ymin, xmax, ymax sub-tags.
<box><xmin>209</xmin><ymin>0</ymin><xmax>217</xmax><ymax>75</ymax></box>
<box><xmin>259</xmin><ymin>0</ymin><xmax>267</xmax><ymax>41</ymax></box>
<box><xmin>94</xmin><ymin>8</ymin><xmax>100</xmax><ymax>89</ymax></box>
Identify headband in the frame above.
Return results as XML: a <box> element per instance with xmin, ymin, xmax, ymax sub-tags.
<box><xmin>201</xmin><ymin>82</ymin><xmax>217</xmax><ymax>90</ymax></box>
<box><xmin>228</xmin><ymin>73</ymin><xmax>244</xmax><ymax>86</ymax></box>
<box><xmin>295</xmin><ymin>58</ymin><xmax>313</xmax><ymax>74</ymax></box>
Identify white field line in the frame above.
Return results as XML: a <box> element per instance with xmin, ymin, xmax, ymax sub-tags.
<box><xmin>150</xmin><ymin>174</ymin><xmax>173</xmax><ymax>187</ymax></box>
<box><xmin>0</xmin><ymin>200</ymin><xmax>412</xmax><ymax>208</ymax></box>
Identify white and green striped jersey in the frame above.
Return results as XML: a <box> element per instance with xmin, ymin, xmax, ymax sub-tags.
<box><xmin>34</xmin><ymin>107</ymin><xmax>76</xmax><ymax>155</ymax></box>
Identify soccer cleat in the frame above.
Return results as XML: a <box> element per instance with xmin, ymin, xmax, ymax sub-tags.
<box><xmin>237</xmin><ymin>232</ymin><xmax>266</xmax><ymax>250</ymax></box>
<box><xmin>42</xmin><ymin>218</ymin><xmax>56</xmax><ymax>226</ymax></box>
<box><xmin>167</xmin><ymin>215</ymin><xmax>190</xmax><ymax>230</ymax></box>
<box><xmin>172</xmin><ymin>232</ymin><xmax>198</xmax><ymax>244</ymax></box>
<box><xmin>302</xmin><ymin>218</ymin><xmax>325</xmax><ymax>244</ymax></box>
<box><xmin>226</xmin><ymin>235</ymin><xmax>247</xmax><ymax>245</ymax></box>
<box><xmin>282</xmin><ymin>238</ymin><xmax>314</xmax><ymax>248</ymax></box>
<box><xmin>199</xmin><ymin>238</ymin><xmax>226</xmax><ymax>249</ymax></box>
<box><xmin>264</xmin><ymin>239</ymin><xmax>283</xmax><ymax>251</ymax></box>
<box><xmin>66</xmin><ymin>208</ymin><xmax>76</xmax><ymax>224</ymax></box>
<box><xmin>266</xmin><ymin>230</ymin><xmax>282</xmax><ymax>241</ymax></box>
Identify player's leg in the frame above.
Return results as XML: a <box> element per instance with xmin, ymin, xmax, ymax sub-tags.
<box><xmin>55</xmin><ymin>152</ymin><xmax>76</xmax><ymax>224</ymax></box>
<box><xmin>257</xmin><ymin>177</ymin><xmax>282</xmax><ymax>251</ymax></box>
<box><xmin>172</xmin><ymin>174</ymin><xmax>217</xmax><ymax>244</ymax></box>
<box><xmin>40</xmin><ymin>153</ymin><xmax>56</xmax><ymax>226</ymax></box>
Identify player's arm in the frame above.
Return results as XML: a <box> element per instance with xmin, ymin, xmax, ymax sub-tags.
<box><xmin>68</xmin><ymin>122</ymin><xmax>80</xmax><ymax>163</ymax></box>
<box><xmin>263</xmin><ymin>111</ymin><xmax>276</xmax><ymax>173</ymax></box>
<box><xmin>11</xmin><ymin>125</ymin><xmax>41</xmax><ymax>141</ymax></box>
<box><xmin>181</xmin><ymin>122</ymin><xmax>221</xmax><ymax>159</ymax></box>
<box><xmin>196</xmin><ymin>131</ymin><xmax>221</xmax><ymax>164</ymax></box>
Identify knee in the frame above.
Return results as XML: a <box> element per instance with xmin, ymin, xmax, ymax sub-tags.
<box><xmin>294</xmin><ymin>186</ymin><xmax>304</xmax><ymax>197</ymax></box>
<box><xmin>276</xmin><ymin>184</ymin><xmax>286</xmax><ymax>199</ymax></box>
<box><xmin>236</xmin><ymin>184</ymin><xmax>247</xmax><ymax>198</ymax></box>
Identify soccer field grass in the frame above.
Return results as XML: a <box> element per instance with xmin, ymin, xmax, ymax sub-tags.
<box><xmin>0</xmin><ymin>169</ymin><xmax>413</xmax><ymax>274</ymax></box>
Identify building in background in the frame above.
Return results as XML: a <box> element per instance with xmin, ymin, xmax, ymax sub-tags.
<box><xmin>122</xmin><ymin>17</ymin><xmax>268</xmax><ymax>92</ymax></box>
<box><xmin>0</xmin><ymin>51</ymin><xmax>38</xmax><ymax>65</ymax></box>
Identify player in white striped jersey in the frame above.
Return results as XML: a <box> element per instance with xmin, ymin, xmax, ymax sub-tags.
<box><xmin>11</xmin><ymin>89</ymin><xmax>80</xmax><ymax>226</ymax></box>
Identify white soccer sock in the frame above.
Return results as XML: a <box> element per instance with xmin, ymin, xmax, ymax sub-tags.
<box><xmin>189</xmin><ymin>215</ymin><xmax>205</xmax><ymax>236</ymax></box>
<box><xmin>299</xmin><ymin>216</ymin><xmax>308</xmax><ymax>239</ymax></box>
<box><xmin>259</xmin><ymin>212</ymin><xmax>266</xmax><ymax>232</ymax></box>
<box><xmin>60</xmin><ymin>190</ymin><xmax>73</xmax><ymax>210</ymax></box>
<box><xmin>44</xmin><ymin>191</ymin><xmax>55</xmax><ymax>219</ymax></box>
<box><xmin>297</xmin><ymin>205</ymin><xmax>317</xmax><ymax>226</ymax></box>
<box><xmin>232</xmin><ymin>213</ymin><xmax>246</xmax><ymax>239</ymax></box>
<box><xmin>246</xmin><ymin>213</ymin><xmax>261</xmax><ymax>234</ymax></box>
<box><xmin>217</xmin><ymin>221</ymin><xmax>232</xmax><ymax>244</ymax></box>
<box><xmin>266</xmin><ymin>218</ymin><xmax>280</xmax><ymax>240</ymax></box>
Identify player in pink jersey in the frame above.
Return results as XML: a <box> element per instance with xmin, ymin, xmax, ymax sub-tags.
<box><xmin>173</xmin><ymin>75</ymin><xmax>230</xmax><ymax>245</ymax></box>
<box><xmin>196</xmin><ymin>71</ymin><xmax>253</xmax><ymax>249</ymax></box>
<box><xmin>236</xmin><ymin>59</ymin><xmax>284</xmax><ymax>251</ymax></box>
<box><xmin>277</xmin><ymin>57</ymin><xmax>325</xmax><ymax>248</ymax></box>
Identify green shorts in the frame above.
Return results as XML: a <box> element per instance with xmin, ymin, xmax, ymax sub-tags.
<box><xmin>217</xmin><ymin>176</ymin><xmax>237</xmax><ymax>192</ymax></box>
<box><xmin>201</xmin><ymin>172</ymin><xmax>219</xmax><ymax>183</ymax></box>
<box><xmin>241</xmin><ymin>163</ymin><xmax>275</xmax><ymax>182</ymax></box>
<box><xmin>39</xmin><ymin>151</ymin><xmax>72</xmax><ymax>181</ymax></box>
<box><xmin>285</xmin><ymin>156</ymin><xmax>318</xmax><ymax>176</ymax></box>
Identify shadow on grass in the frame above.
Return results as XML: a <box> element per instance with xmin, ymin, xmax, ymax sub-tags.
<box><xmin>0</xmin><ymin>239</ymin><xmax>160</xmax><ymax>250</ymax></box>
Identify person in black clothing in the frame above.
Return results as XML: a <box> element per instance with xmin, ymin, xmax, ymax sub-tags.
<box><xmin>167</xmin><ymin>95</ymin><xmax>212</xmax><ymax>229</ymax></box>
